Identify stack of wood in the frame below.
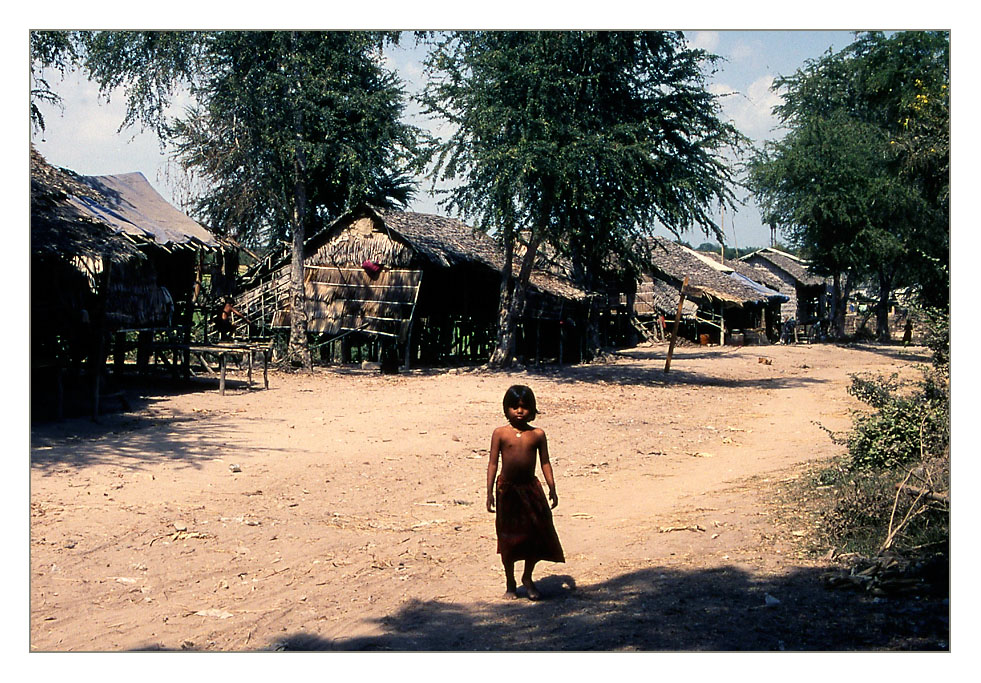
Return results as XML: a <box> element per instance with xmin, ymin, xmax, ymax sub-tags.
<box><xmin>821</xmin><ymin>551</ymin><xmax>948</xmax><ymax>598</ymax></box>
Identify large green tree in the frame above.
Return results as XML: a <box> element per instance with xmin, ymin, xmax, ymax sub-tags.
<box><xmin>32</xmin><ymin>30</ymin><xmax>419</xmax><ymax>367</ymax></box>
<box><xmin>749</xmin><ymin>31</ymin><xmax>949</xmax><ymax>340</ymax></box>
<box><xmin>163</xmin><ymin>31</ymin><xmax>418</xmax><ymax>366</ymax></box>
<box><xmin>30</xmin><ymin>30</ymin><xmax>83</xmax><ymax>133</ymax></box>
<box><xmin>418</xmin><ymin>31</ymin><xmax>744</xmax><ymax>366</ymax></box>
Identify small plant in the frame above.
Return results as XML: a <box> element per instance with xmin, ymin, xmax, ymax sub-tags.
<box><xmin>815</xmin><ymin>308</ymin><xmax>949</xmax><ymax>559</ymax></box>
<box><xmin>844</xmin><ymin>371</ymin><xmax>947</xmax><ymax>471</ymax></box>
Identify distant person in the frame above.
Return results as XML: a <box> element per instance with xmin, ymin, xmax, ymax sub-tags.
<box><xmin>216</xmin><ymin>297</ymin><xmax>249</xmax><ymax>340</ymax></box>
<box><xmin>903</xmin><ymin>318</ymin><xmax>914</xmax><ymax>346</ymax></box>
<box><xmin>486</xmin><ymin>385</ymin><xmax>564</xmax><ymax>600</ymax></box>
<box><xmin>780</xmin><ymin>317</ymin><xmax>795</xmax><ymax>344</ymax></box>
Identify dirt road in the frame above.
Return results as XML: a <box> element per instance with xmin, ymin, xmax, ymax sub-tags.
<box><xmin>29</xmin><ymin>341</ymin><xmax>947</xmax><ymax>651</ymax></box>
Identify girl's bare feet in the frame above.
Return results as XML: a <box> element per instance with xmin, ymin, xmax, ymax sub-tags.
<box><xmin>522</xmin><ymin>577</ymin><xmax>542</xmax><ymax>601</ymax></box>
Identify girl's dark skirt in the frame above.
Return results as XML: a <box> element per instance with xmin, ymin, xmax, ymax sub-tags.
<box><xmin>495</xmin><ymin>476</ymin><xmax>564</xmax><ymax>564</ymax></box>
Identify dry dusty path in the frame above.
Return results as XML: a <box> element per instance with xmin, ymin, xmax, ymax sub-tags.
<box><xmin>29</xmin><ymin>342</ymin><xmax>947</xmax><ymax>651</ymax></box>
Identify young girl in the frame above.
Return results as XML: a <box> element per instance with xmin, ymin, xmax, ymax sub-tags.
<box><xmin>487</xmin><ymin>385</ymin><xmax>564</xmax><ymax>600</ymax></box>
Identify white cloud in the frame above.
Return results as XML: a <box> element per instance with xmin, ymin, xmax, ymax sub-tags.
<box><xmin>711</xmin><ymin>74</ymin><xmax>784</xmax><ymax>143</ymax></box>
<box><xmin>687</xmin><ymin>31</ymin><xmax>720</xmax><ymax>52</ymax></box>
<box><xmin>728</xmin><ymin>41</ymin><xmax>757</xmax><ymax>64</ymax></box>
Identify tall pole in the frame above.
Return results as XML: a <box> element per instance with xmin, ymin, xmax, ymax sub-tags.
<box><xmin>664</xmin><ymin>277</ymin><xmax>689</xmax><ymax>374</ymax></box>
<box><xmin>720</xmin><ymin>204</ymin><xmax>725</xmax><ymax>264</ymax></box>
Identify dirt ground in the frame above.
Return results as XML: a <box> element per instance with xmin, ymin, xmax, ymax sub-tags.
<box><xmin>29</xmin><ymin>341</ymin><xmax>949</xmax><ymax>652</ymax></box>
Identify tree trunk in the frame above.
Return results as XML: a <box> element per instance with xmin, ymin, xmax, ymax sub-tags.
<box><xmin>285</xmin><ymin>32</ymin><xmax>312</xmax><ymax>370</ymax></box>
<box><xmin>488</xmin><ymin>231</ymin><xmax>542</xmax><ymax>368</ymax></box>
<box><xmin>830</xmin><ymin>271</ymin><xmax>853</xmax><ymax>341</ymax></box>
<box><xmin>577</xmin><ymin>261</ymin><xmax>603</xmax><ymax>361</ymax></box>
<box><xmin>874</xmin><ymin>269</ymin><xmax>893</xmax><ymax>342</ymax></box>
<box><xmin>488</xmin><ymin>235</ymin><xmax>515</xmax><ymax>366</ymax></box>
<box><xmin>287</xmin><ymin>163</ymin><xmax>312</xmax><ymax>369</ymax></box>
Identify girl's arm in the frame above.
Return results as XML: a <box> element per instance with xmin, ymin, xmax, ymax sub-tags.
<box><xmin>486</xmin><ymin>429</ymin><xmax>501</xmax><ymax>512</ymax></box>
<box><xmin>538</xmin><ymin>432</ymin><xmax>558</xmax><ymax>509</ymax></box>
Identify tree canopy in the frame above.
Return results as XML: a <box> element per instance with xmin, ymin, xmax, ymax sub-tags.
<box><xmin>164</xmin><ymin>31</ymin><xmax>419</xmax><ymax>250</ymax></box>
<box><xmin>749</xmin><ymin>31</ymin><xmax>949</xmax><ymax>337</ymax></box>
<box><xmin>418</xmin><ymin>30</ymin><xmax>745</xmax><ymax>364</ymax></box>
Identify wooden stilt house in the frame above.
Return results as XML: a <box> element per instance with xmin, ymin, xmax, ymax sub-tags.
<box><xmin>31</xmin><ymin>148</ymin><xmax>221</xmax><ymax>418</ymax></box>
<box><xmin>238</xmin><ymin>204</ymin><xmax>589</xmax><ymax>367</ymax></box>
<box><xmin>634</xmin><ymin>239</ymin><xmax>787</xmax><ymax>345</ymax></box>
<box><xmin>738</xmin><ymin>248</ymin><xmax>830</xmax><ymax>337</ymax></box>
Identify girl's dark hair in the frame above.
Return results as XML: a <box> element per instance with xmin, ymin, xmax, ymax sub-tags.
<box><xmin>503</xmin><ymin>385</ymin><xmax>537</xmax><ymax>419</ymax></box>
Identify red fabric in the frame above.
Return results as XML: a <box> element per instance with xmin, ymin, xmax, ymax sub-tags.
<box><xmin>495</xmin><ymin>476</ymin><xmax>564</xmax><ymax>563</ymax></box>
<box><xmin>362</xmin><ymin>259</ymin><xmax>382</xmax><ymax>278</ymax></box>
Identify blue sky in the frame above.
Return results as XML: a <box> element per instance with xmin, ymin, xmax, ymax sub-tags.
<box><xmin>27</xmin><ymin>30</ymin><xmax>891</xmax><ymax>249</ymax></box>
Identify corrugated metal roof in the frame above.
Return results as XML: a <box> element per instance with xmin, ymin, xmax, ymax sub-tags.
<box><xmin>70</xmin><ymin>172</ymin><xmax>218</xmax><ymax>249</ymax></box>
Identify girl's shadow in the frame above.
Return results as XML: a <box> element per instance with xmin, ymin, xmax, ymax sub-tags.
<box><xmin>524</xmin><ymin>574</ymin><xmax>577</xmax><ymax>601</ymax></box>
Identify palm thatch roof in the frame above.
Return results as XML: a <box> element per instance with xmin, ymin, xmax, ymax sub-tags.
<box><xmin>726</xmin><ymin>257</ymin><xmax>790</xmax><ymax>292</ymax></box>
<box><xmin>374</xmin><ymin>209</ymin><xmax>500</xmax><ymax>270</ymax></box>
<box><xmin>643</xmin><ymin>239</ymin><xmax>783</xmax><ymax>307</ymax></box>
<box><xmin>738</xmin><ymin>248</ymin><xmax>826</xmax><ymax>287</ymax></box>
<box><xmin>368</xmin><ymin>207</ymin><xmax>588</xmax><ymax>302</ymax></box>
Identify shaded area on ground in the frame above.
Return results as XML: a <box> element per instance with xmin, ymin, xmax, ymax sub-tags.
<box><xmin>267</xmin><ymin>564</ymin><xmax>948</xmax><ymax>652</ymax></box>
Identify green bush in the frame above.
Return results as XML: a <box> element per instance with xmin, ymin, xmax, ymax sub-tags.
<box><xmin>816</xmin><ymin>308</ymin><xmax>949</xmax><ymax>556</ymax></box>
<box><xmin>845</xmin><ymin>370</ymin><xmax>948</xmax><ymax>471</ymax></box>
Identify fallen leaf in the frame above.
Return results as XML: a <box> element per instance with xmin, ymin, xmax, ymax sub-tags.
<box><xmin>194</xmin><ymin>609</ymin><xmax>233</xmax><ymax>619</ymax></box>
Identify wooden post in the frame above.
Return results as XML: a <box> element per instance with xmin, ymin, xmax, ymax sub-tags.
<box><xmin>720</xmin><ymin>303</ymin><xmax>726</xmax><ymax>347</ymax></box>
<box><xmin>219</xmin><ymin>353</ymin><xmax>226</xmax><ymax>396</ymax></box>
<box><xmin>664</xmin><ymin>277</ymin><xmax>688</xmax><ymax>374</ymax></box>
<box><xmin>113</xmin><ymin>332</ymin><xmax>126</xmax><ymax>373</ymax></box>
<box><xmin>136</xmin><ymin>330</ymin><xmax>151</xmax><ymax>376</ymax></box>
<box><xmin>402</xmin><ymin>316</ymin><xmax>415</xmax><ymax>372</ymax></box>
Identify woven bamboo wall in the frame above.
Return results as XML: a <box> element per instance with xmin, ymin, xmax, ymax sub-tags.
<box><xmin>302</xmin><ymin>266</ymin><xmax>422</xmax><ymax>340</ymax></box>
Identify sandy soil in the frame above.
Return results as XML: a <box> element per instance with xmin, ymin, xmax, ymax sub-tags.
<box><xmin>29</xmin><ymin>341</ymin><xmax>948</xmax><ymax>651</ymax></box>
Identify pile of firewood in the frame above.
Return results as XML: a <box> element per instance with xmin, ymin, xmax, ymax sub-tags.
<box><xmin>822</xmin><ymin>551</ymin><xmax>948</xmax><ymax>598</ymax></box>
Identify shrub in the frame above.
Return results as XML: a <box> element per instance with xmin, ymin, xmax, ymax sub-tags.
<box><xmin>816</xmin><ymin>308</ymin><xmax>949</xmax><ymax>557</ymax></box>
<box><xmin>845</xmin><ymin>370</ymin><xmax>948</xmax><ymax>471</ymax></box>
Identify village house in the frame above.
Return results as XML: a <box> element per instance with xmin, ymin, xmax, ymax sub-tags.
<box><xmin>738</xmin><ymin>247</ymin><xmax>830</xmax><ymax>334</ymax></box>
<box><xmin>236</xmin><ymin>204</ymin><xmax>593</xmax><ymax>368</ymax></box>
<box><xmin>31</xmin><ymin>147</ymin><xmax>223</xmax><ymax>417</ymax></box>
<box><xmin>632</xmin><ymin>239</ymin><xmax>787</xmax><ymax>345</ymax></box>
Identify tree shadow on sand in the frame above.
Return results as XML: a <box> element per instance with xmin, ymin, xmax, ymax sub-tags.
<box><xmin>268</xmin><ymin>563</ymin><xmax>948</xmax><ymax>652</ymax></box>
<box><xmin>30</xmin><ymin>375</ymin><xmax>289</xmax><ymax>474</ymax></box>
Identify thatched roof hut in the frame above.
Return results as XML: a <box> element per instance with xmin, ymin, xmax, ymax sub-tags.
<box><xmin>634</xmin><ymin>239</ymin><xmax>787</xmax><ymax>344</ymax></box>
<box><xmin>739</xmin><ymin>248</ymin><xmax>825</xmax><ymax>287</ymax></box>
<box><xmin>32</xmin><ymin>147</ymin><xmax>221</xmax><ymax>417</ymax></box>
<box><xmin>738</xmin><ymin>248</ymin><xmax>829</xmax><ymax>323</ymax></box>
<box><xmin>240</xmin><ymin>204</ymin><xmax>590</xmax><ymax>365</ymax></box>
<box><xmin>32</xmin><ymin>148</ymin><xmax>222</xmax><ymax>330</ymax></box>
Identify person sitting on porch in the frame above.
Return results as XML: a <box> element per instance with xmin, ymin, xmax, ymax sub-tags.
<box><xmin>216</xmin><ymin>297</ymin><xmax>249</xmax><ymax>340</ymax></box>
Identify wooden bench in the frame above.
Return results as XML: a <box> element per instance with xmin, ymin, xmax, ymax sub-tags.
<box><xmin>151</xmin><ymin>341</ymin><xmax>272</xmax><ymax>395</ymax></box>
